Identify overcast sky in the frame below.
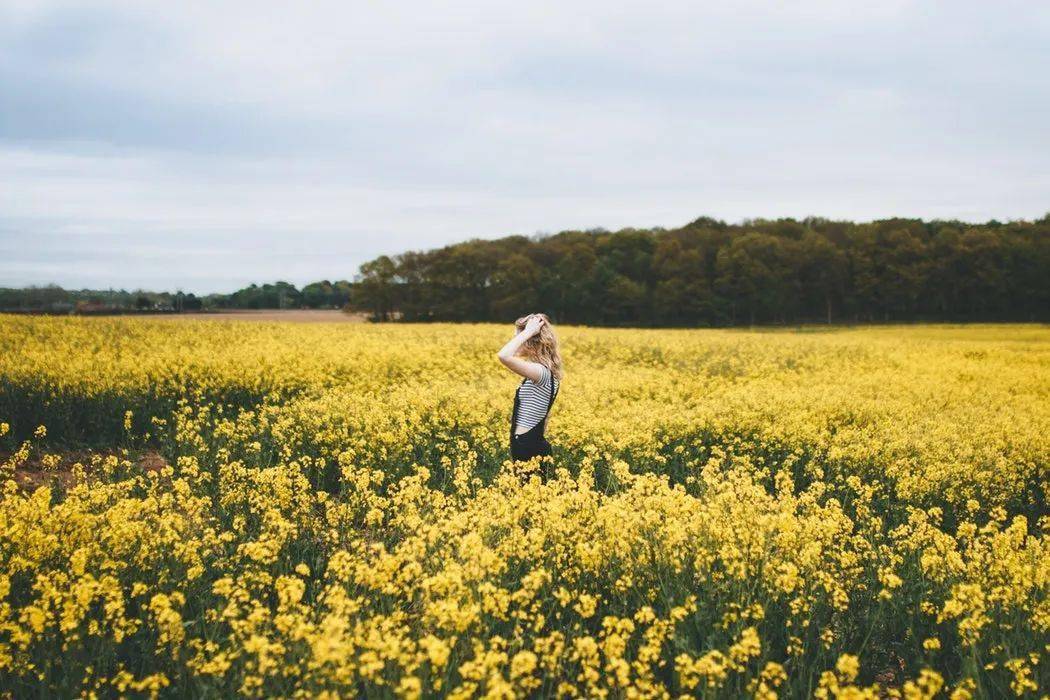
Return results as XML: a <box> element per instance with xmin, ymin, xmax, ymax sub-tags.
<box><xmin>2</xmin><ymin>1</ymin><xmax>1048</xmax><ymax>294</ymax></box>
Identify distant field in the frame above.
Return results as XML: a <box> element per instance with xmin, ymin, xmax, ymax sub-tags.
<box><xmin>0</xmin><ymin>317</ymin><xmax>1046</xmax><ymax>697</ymax></box>
<box><xmin>162</xmin><ymin>309</ymin><xmax>368</xmax><ymax>322</ymax></box>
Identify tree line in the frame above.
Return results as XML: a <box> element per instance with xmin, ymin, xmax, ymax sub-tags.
<box><xmin>0</xmin><ymin>280</ymin><xmax>354</xmax><ymax>314</ymax></box>
<box><xmin>350</xmin><ymin>215</ymin><xmax>1050</xmax><ymax>325</ymax></box>
<box><xmin>4</xmin><ymin>215</ymin><xmax>1047</xmax><ymax>324</ymax></box>
<box><xmin>210</xmin><ymin>280</ymin><xmax>353</xmax><ymax>310</ymax></box>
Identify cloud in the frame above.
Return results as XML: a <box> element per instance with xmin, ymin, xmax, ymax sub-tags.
<box><xmin>1</xmin><ymin>0</ymin><xmax>1048</xmax><ymax>292</ymax></box>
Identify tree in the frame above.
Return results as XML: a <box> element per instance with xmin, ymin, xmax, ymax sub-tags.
<box><xmin>849</xmin><ymin>226</ymin><xmax>929</xmax><ymax>321</ymax></box>
<box><xmin>490</xmin><ymin>254</ymin><xmax>540</xmax><ymax>321</ymax></box>
<box><xmin>715</xmin><ymin>233</ymin><xmax>795</xmax><ymax>324</ymax></box>
<box><xmin>352</xmin><ymin>256</ymin><xmax>398</xmax><ymax>321</ymax></box>
<box><xmin>651</xmin><ymin>238</ymin><xmax>716</xmax><ymax>325</ymax></box>
<box><xmin>301</xmin><ymin>280</ymin><xmax>335</xmax><ymax>308</ymax></box>
<box><xmin>798</xmin><ymin>232</ymin><xmax>847</xmax><ymax>323</ymax></box>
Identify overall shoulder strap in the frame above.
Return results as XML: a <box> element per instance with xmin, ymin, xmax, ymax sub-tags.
<box><xmin>544</xmin><ymin>369</ymin><xmax>557</xmax><ymax>415</ymax></box>
<box><xmin>511</xmin><ymin>377</ymin><xmax>523</xmax><ymax>426</ymax></box>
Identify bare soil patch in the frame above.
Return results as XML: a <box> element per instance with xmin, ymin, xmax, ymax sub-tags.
<box><xmin>4</xmin><ymin>448</ymin><xmax>169</xmax><ymax>491</ymax></box>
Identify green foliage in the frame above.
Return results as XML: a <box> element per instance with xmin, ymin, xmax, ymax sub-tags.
<box><xmin>0</xmin><ymin>280</ymin><xmax>354</xmax><ymax>314</ymax></box>
<box><xmin>349</xmin><ymin>216</ymin><xmax>1050</xmax><ymax>325</ymax></box>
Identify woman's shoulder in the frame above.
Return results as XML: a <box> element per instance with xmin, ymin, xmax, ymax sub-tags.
<box><xmin>523</xmin><ymin>364</ymin><xmax>554</xmax><ymax>387</ymax></box>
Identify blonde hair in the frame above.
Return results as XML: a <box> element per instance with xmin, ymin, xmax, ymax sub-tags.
<box><xmin>514</xmin><ymin>313</ymin><xmax>564</xmax><ymax>380</ymax></box>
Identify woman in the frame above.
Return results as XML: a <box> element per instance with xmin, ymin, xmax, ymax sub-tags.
<box><xmin>497</xmin><ymin>313</ymin><xmax>563</xmax><ymax>469</ymax></box>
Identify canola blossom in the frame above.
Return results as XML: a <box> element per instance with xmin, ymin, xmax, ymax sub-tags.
<box><xmin>0</xmin><ymin>316</ymin><xmax>1046</xmax><ymax>698</ymax></box>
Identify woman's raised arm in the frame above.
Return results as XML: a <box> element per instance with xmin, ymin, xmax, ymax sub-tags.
<box><xmin>497</xmin><ymin>314</ymin><xmax>546</xmax><ymax>382</ymax></box>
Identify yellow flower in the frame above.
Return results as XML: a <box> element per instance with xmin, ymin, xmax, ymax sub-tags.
<box><xmin>836</xmin><ymin>654</ymin><xmax>860</xmax><ymax>682</ymax></box>
<box><xmin>0</xmin><ymin>317</ymin><xmax>1046</xmax><ymax>697</ymax></box>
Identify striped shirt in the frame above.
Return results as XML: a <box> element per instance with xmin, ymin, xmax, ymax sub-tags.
<box><xmin>514</xmin><ymin>365</ymin><xmax>560</xmax><ymax>433</ymax></box>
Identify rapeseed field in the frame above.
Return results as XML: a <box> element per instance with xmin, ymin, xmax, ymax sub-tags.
<box><xmin>0</xmin><ymin>316</ymin><xmax>1046</xmax><ymax>698</ymax></box>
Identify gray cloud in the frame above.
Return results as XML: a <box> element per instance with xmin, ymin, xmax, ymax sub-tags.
<box><xmin>1</xmin><ymin>0</ymin><xmax>1048</xmax><ymax>293</ymax></box>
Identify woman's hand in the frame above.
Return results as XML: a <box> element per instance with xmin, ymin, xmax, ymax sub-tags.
<box><xmin>523</xmin><ymin>314</ymin><xmax>545</xmax><ymax>337</ymax></box>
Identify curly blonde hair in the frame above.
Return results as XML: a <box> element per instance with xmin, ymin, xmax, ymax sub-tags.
<box><xmin>514</xmin><ymin>313</ymin><xmax>564</xmax><ymax>380</ymax></box>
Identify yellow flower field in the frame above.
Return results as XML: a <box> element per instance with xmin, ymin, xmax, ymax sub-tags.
<box><xmin>0</xmin><ymin>316</ymin><xmax>1047</xmax><ymax>698</ymax></box>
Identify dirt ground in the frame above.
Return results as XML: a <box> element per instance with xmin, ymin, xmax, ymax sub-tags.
<box><xmin>4</xmin><ymin>448</ymin><xmax>169</xmax><ymax>491</ymax></box>
<box><xmin>157</xmin><ymin>309</ymin><xmax>369</xmax><ymax>323</ymax></box>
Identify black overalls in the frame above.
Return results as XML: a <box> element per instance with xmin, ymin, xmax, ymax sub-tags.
<box><xmin>510</xmin><ymin>374</ymin><xmax>557</xmax><ymax>464</ymax></box>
